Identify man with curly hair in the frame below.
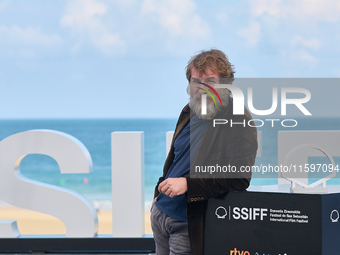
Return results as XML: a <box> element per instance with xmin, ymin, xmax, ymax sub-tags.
<box><xmin>151</xmin><ymin>49</ymin><xmax>257</xmax><ymax>255</ymax></box>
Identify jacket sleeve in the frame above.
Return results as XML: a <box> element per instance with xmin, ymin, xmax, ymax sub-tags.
<box><xmin>185</xmin><ymin>161</ymin><xmax>253</xmax><ymax>203</ymax></box>
<box><xmin>153</xmin><ymin>104</ymin><xmax>190</xmax><ymax>199</ymax></box>
<box><xmin>185</xmin><ymin>109</ymin><xmax>257</xmax><ymax>203</ymax></box>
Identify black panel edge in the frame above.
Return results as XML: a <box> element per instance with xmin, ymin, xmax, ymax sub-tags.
<box><xmin>0</xmin><ymin>237</ymin><xmax>155</xmax><ymax>253</ymax></box>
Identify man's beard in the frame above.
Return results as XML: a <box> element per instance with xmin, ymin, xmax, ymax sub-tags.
<box><xmin>188</xmin><ymin>88</ymin><xmax>230</xmax><ymax>119</ymax></box>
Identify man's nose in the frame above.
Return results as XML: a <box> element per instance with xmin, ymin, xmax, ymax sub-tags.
<box><xmin>198</xmin><ymin>88</ymin><xmax>206</xmax><ymax>95</ymax></box>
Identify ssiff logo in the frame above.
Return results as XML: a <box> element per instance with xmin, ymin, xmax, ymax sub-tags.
<box><xmin>215</xmin><ymin>206</ymin><xmax>268</xmax><ymax>221</ymax></box>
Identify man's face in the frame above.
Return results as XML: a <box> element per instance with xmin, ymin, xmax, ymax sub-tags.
<box><xmin>188</xmin><ymin>67</ymin><xmax>229</xmax><ymax>119</ymax></box>
<box><xmin>190</xmin><ymin>67</ymin><xmax>221</xmax><ymax>98</ymax></box>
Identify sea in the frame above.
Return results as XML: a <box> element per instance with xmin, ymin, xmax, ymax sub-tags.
<box><xmin>1</xmin><ymin>118</ymin><xmax>340</xmax><ymax>209</ymax></box>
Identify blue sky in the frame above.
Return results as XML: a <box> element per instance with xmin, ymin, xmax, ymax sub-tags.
<box><xmin>0</xmin><ymin>0</ymin><xmax>339</xmax><ymax>118</ymax></box>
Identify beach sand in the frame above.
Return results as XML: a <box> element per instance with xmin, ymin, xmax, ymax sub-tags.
<box><xmin>0</xmin><ymin>205</ymin><xmax>152</xmax><ymax>235</ymax></box>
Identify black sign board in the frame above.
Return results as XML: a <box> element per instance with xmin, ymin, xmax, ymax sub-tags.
<box><xmin>204</xmin><ymin>190</ymin><xmax>340</xmax><ymax>255</ymax></box>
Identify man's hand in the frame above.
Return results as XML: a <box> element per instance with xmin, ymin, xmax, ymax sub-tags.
<box><xmin>158</xmin><ymin>177</ymin><xmax>187</xmax><ymax>198</ymax></box>
<box><xmin>152</xmin><ymin>197</ymin><xmax>157</xmax><ymax>206</ymax></box>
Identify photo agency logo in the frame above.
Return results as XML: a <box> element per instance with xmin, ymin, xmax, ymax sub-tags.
<box><xmin>200</xmin><ymin>84</ymin><xmax>312</xmax><ymax>128</ymax></box>
<box><xmin>197</xmin><ymin>81</ymin><xmax>223</xmax><ymax>110</ymax></box>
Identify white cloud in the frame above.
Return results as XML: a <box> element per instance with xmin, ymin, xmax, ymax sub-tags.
<box><xmin>0</xmin><ymin>1</ymin><xmax>9</xmax><ymax>11</ymax></box>
<box><xmin>251</xmin><ymin>0</ymin><xmax>340</xmax><ymax>23</ymax></box>
<box><xmin>294</xmin><ymin>49</ymin><xmax>318</xmax><ymax>65</ymax></box>
<box><xmin>112</xmin><ymin>0</ymin><xmax>138</xmax><ymax>10</ymax></box>
<box><xmin>141</xmin><ymin>0</ymin><xmax>210</xmax><ymax>40</ymax></box>
<box><xmin>236</xmin><ymin>0</ymin><xmax>332</xmax><ymax>70</ymax></box>
<box><xmin>288</xmin><ymin>36</ymin><xmax>320</xmax><ymax>66</ymax></box>
<box><xmin>0</xmin><ymin>25</ymin><xmax>62</xmax><ymax>46</ymax></box>
<box><xmin>242</xmin><ymin>0</ymin><xmax>340</xmax><ymax>47</ymax></box>
<box><xmin>61</xmin><ymin>0</ymin><xmax>124</xmax><ymax>55</ymax></box>
<box><xmin>291</xmin><ymin>36</ymin><xmax>321</xmax><ymax>51</ymax></box>
<box><xmin>238</xmin><ymin>21</ymin><xmax>261</xmax><ymax>46</ymax></box>
<box><xmin>252</xmin><ymin>0</ymin><xmax>282</xmax><ymax>18</ymax></box>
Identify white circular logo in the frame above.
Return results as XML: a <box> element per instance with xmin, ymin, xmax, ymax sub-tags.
<box><xmin>330</xmin><ymin>210</ymin><xmax>339</xmax><ymax>223</ymax></box>
<box><xmin>215</xmin><ymin>206</ymin><xmax>228</xmax><ymax>219</ymax></box>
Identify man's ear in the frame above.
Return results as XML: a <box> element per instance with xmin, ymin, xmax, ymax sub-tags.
<box><xmin>186</xmin><ymin>84</ymin><xmax>191</xmax><ymax>95</ymax></box>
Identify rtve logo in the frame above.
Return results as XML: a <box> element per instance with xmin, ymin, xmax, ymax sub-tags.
<box><xmin>230</xmin><ymin>248</ymin><xmax>250</xmax><ymax>255</ymax></box>
<box><xmin>201</xmin><ymin>85</ymin><xmax>312</xmax><ymax>116</ymax></box>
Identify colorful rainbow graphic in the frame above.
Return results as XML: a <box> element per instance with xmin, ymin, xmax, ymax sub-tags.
<box><xmin>197</xmin><ymin>82</ymin><xmax>222</xmax><ymax>106</ymax></box>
